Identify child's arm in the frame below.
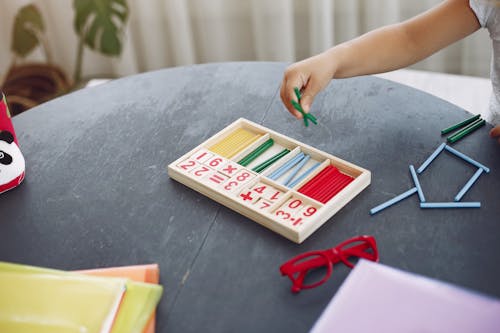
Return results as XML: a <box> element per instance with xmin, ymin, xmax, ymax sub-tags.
<box><xmin>281</xmin><ymin>0</ymin><xmax>480</xmax><ymax>118</ymax></box>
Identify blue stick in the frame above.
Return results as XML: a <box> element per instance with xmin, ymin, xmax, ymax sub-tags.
<box><xmin>409</xmin><ymin>165</ymin><xmax>425</xmax><ymax>202</ymax></box>
<box><xmin>417</xmin><ymin>143</ymin><xmax>446</xmax><ymax>174</ymax></box>
<box><xmin>454</xmin><ymin>168</ymin><xmax>484</xmax><ymax>202</ymax></box>
<box><xmin>267</xmin><ymin>152</ymin><xmax>304</xmax><ymax>180</ymax></box>
<box><xmin>287</xmin><ymin>162</ymin><xmax>321</xmax><ymax>188</ymax></box>
<box><xmin>420</xmin><ymin>202</ymin><xmax>481</xmax><ymax>208</ymax></box>
<box><xmin>283</xmin><ymin>155</ymin><xmax>311</xmax><ymax>187</ymax></box>
<box><xmin>370</xmin><ymin>187</ymin><xmax>418</xmax><ymax>215</ymax></box>
<box><xmin>444</xmin><ymin>145</ymin><xmax>490</xmax><ymax>173</ymax></box>
<box><xmin>268</xmin><ymin>152</ymin><xmax>304</xmax><ymax>180</ymax></box>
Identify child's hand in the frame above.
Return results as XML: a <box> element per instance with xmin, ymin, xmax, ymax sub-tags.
<box><xmin>280</xmin><ymin>52</ymin><xmax>335</xmax><ymax>119</ymax></box>
<box><xmin>490</xmin><ymin>125</ymin><xmax>500</xmax><ymax>144</ymax></box>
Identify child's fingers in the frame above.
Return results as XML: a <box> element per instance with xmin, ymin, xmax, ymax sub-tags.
<box><xmin>280</xmin><ymin>79</ymin><xmax>298</xmax><ymax>118</ymax></box>
<box><xmin>489</xmin><ymin>125</ymin><xmax>500</xmax><ymax>138</ymax></box>
<box><xmin>300</xmin><ymin>78</ymin><xmax>322</xmax><ymax>114</ymax></box>
<box><xmin>280</xmin><ymin>75</ymin><xmax>304</xmax><ymax>119</ymax></box>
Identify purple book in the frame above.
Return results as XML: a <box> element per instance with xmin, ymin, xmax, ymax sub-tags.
<box><xmin>311</xmin><ymin>260</ymin><xmax>500</xmax><ymax>333</ymax></box>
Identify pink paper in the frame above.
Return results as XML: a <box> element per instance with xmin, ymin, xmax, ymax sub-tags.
<box><xmin>311</xmin><ymin>260</ymin><xmax>500</xmax><ymax>333</ymax></box>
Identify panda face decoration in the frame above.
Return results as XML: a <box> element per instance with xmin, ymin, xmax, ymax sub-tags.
<box><xmin>0</xmin><ymin>150</ymin><xmax>13</xmax><ymax>165</ymax></box>
<box><xmin>0</xmin><ymin>130</ymin><xmax>25</xmax><ymax>193</ymax></box>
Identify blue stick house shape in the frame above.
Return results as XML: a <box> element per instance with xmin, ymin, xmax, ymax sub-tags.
<box><xmin>370</xmin><ymin>143</ymin><xmax>490</xmax><ymax>215</ymax></box>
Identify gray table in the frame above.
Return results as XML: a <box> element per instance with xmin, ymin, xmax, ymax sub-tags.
<box><xmin>1</xmin><ymin>62</ymin><xmax>499</xmax><ymax>333</ymax></box>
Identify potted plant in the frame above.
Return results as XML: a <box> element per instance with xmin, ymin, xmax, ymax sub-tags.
<box><xmin>1</xmin><ymin>4</ymin><xmax>71</xmax><ymax>116</ymax></box>
<box><xmin>1</xmin><ymin>0</ymin><xmax>130</xmax><ymax>115</ymax></box>
<box><xmin>73</xmin><ymin>0</ymin><xmax>129</xmax><ymax>84</ymax></box>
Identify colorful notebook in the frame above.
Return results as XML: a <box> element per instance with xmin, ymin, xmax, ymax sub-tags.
<box><xmin>77</xmin><ymin>264</ymin><xmax>161</xmax><ymax>333</ymax></box>
<box><xmin>310</xmin><ymin>260</ymin><xmax>500</xmax><ymax>333</ymax></box>
<box><xmin>0</xmin><ymin>262</ymin><xmax>163</xmax><ymax>333</ymax></box>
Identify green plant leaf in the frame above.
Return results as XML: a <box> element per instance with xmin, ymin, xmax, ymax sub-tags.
<box><xmin>11</xmin><ymin>4</ymin><xmax>45</xmax><ymax>57</ymax></box>
<box><xmin>73</xmin><ymin>0</ymin><xmax>129</xmax><ymax>56</ymax></box>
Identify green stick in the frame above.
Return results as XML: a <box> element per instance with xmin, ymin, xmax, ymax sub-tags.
<box><xmin>292</xmin><ymin>87</ymin><xmax>318</xmax><ymax>126</ymax></box>
<box><xmin>252</xmin><ymin>149</ymin><xmax>290</xmax><ymax>173</ymax></box>
<box><xmin>238</xmin><ymin>138</ymin><xmax>274</xmax><ymax>166</ymax></box>
<box><xmin>294</xmin><ymin>87</ymin><xmax>302</xmax><ymax>102</ymax></box>
<box><xmin>307</xmin><ymin>114</ymin><xmax>317</xmax><ymax>125</ymax></box>
<box><xmin>441</xmin><ymin>114</ymin><xmax>480</xmax><ymax>135</ymax></box>
<box><xmin>291</xmin><ymin>100</ymin><xmax>309</xmax><ymax>127</ymax></box>
<box><xmin>447</xmin><ymin>118</ymin><xmax>485</xmax><ymax>143</ymax></box>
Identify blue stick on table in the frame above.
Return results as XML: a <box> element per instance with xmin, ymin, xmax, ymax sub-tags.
<box><xmin>454</xmin><ymin>168</ymin><xmax>484</xmax><ymax>202</ymax></box>
<box><xmin>444</xmin><ymin>145</ymin><xmax>490</xmax><ymax>173</ymax></box>
<box><xmin>409</xmin><ymin>165</ymin><xmax>426</xmax><ymax>202</ymax></box>
<box><xmin>370</xmin><ymin>187</ymin><xmax>418</xmax><ymax>215</ymax></box>
<box><xmin>417</xmin><ymin>143</ymin><xmax>446</xmax><ymax>174</ymax></box>
<box><xmin>420</xmin><ymin>202</ymin><xmax>481</xmax><ymax>208</ymax></box>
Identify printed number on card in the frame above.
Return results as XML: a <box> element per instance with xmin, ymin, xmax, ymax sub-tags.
<box><xmin>255</xmin><ymin>199</ymin><xmax>272</xmax><ymax>211</ymax></box>
<box><xmin>177</xmin><ymin>159</ymin><xmax>198</xmax><ymax>172</ymax></box>
<box><xmin>191</xmin><ymin>165</ymin><xmax>211</xmax><ymax>178</ymax></box>
<box><xmin>207</xmin><ymin>157</ymin><xmax>225</xmax><ymax>168</ymax></box>
<box><xmin>191</xmin><ymin>149</ymin><xmax>213</xmax><ymax>164</ymax></box>
<box><xmin>275</xmin><ymin>210</ymin><xmax>304</xmax><ymax>226</ymax></box>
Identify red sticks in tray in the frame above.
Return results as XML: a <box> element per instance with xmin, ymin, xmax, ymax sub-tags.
<box><xmin>298</xmin><ymin>165</ymin><xmax>354</xmax><ymax>203</ymax></box>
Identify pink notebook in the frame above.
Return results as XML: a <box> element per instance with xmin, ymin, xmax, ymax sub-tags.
<box><xmin>311</xmin><ymin>260</ymin><xmax>500</xmax><ymax>333</ymax></box>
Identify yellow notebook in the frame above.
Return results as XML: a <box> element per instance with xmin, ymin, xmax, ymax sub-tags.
<box><xmin>0</xmin><ymin>262</ymin><xmax>163</xmax><ymax>333</ymax></box>
<box><xmin>110</xmin><ymin>280</ymin><xmax>162</xmax><ymax>333</ymax></box>
<box><xmin>0</xmin><ymin>271</ymin><xmax>125</xmax><ymax>333</ymax></box>
<box><xmin>77</xmin><ymin>264</ymin><xmax>161</xmax><ymax>333</ymax></box>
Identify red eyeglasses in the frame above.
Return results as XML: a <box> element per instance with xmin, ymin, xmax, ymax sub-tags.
<box><xmin>279</xmin><ymin>235</ymin><xmax>379</xmax><ymax>293</ymax></box>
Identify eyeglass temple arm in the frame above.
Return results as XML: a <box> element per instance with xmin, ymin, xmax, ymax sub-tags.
<box><xmin>281</xmin><ymin>241</ymin><xmax>373</xmax><ymax>276</ymax></box>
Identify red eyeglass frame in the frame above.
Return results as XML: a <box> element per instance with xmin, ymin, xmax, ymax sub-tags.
<box><xmin>279</xmin><ymin>235</ymin><xmax>379</xmax><ymax>293</ymax></box>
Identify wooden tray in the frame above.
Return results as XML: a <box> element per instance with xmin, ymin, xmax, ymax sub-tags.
<box><xmin>168</xmin><ymin>118</ymin><xmax>370</xmax><ymax>243</ymax></box>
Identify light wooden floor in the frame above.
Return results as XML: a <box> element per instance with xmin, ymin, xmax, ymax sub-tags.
<box><xmin>375</xmin><ymin>69</ymin><xmax>492</xmax><ymax>122</ymax></box>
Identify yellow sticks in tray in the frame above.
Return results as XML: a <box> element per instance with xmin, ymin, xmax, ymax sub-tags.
<box><xmin>209</xmin><ymin>128</ymin><xmax>262</xmax><ymax>158</ymax></box>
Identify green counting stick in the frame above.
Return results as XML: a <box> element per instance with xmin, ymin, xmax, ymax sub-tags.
<box><xmin>252</xmin><ymin>149</ymin><xmax>290</xmax><ymax>173</ymax></box>
<box><xmin>441</xmin><ymin>114</ymin><xmax>480</xmax><ymax>135</ymax></box>
<box><xmin>293</xmin><ymin>88</ymin><xmax>318</xmax><ymax>124</ymax></box>
<box><xmin>446</xmin><ymin>118</ymin><xmax>485</xmax><ymax>144</ymax></box>
<box><xmin>292</xmin><ymin>87</ymin><xmax>317</xmax><ymax>127</ymax></box>
<box><xmin>238</xmin><ymin>138</ymin><xmax>274</xmax><ymax>167</ymax></box>
<box><xmin>293</xmin><ymin>88</ymin><xmax>318</xmax><ymax>123</ymax></box>
<box><xmin>291</xmin><ymin>100</ymin><xmax>310</xmax><ymax>127</ymax></box>
<box><xmin>291</xmin><ymin>101</ymin><xmax>318</xmax><ymax>126</ymax></box>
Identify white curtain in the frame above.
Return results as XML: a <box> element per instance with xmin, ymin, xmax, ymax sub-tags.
<box><xmin>0</xmin><ymin>0</ymin><xmax>491</xmax><ymax>82</ymax></box>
